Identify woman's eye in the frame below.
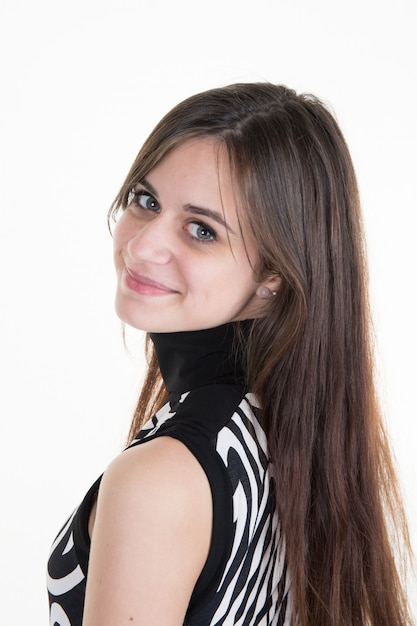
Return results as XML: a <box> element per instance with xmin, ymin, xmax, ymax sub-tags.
<box><xmin>129</xmin><ymin>190</ymin><xmax>161</xmax><ymax>213</ymax></box>
<box><xmin>186</xmin><ymin>222</ymin><xmax>216</xmax><ymax>242</ymax></box>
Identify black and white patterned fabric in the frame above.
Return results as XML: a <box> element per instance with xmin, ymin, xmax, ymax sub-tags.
<box><xmin>47</xmin><ymin>323</ymin><xmax>293</xmax><ymax>625</ymax></box>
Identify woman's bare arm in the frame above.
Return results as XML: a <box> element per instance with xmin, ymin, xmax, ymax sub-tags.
<box><xmin>82</xmin><ymin>436</ymin><xmax>212</xmax><ymax>626</ymax></box>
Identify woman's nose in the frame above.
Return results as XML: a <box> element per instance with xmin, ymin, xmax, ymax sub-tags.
<box><xmin>126</xmin><ymin>216</ymin><xmax>174</xmax><ymax>265</ymax></box>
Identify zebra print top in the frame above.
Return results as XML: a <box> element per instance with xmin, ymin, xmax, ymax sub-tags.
<box><xmin>47</xmin><ymin>323</ymin><xmax>293</xmax><ymax>625</ymax></box>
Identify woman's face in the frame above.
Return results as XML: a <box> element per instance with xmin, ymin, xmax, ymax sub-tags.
<box><xmin>113</xmin><ymin>137</ymin><xmax>272</xmax><ymax>333</ymax></box>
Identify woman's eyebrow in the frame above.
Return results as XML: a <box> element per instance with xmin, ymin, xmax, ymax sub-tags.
<box><xmin>138</xmin><ymin>177</ymin><xmax>159</xmax><ymax>198</ymax></box>
<box><xmin>184</xmin><ymin>205</ymin><xmax>236</xmax><ymax>235</ymax></box>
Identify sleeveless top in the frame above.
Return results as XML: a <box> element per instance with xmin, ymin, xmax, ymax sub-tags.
<box><xmin>47</xmin><ymin>323</ymin><xmax>293</xmax><ymax>625</ymax></box>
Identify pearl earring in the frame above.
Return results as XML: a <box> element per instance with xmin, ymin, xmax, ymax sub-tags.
<box><xmin>257</xmin><ymin>286</ymin><xmax>271</xmax><ymax>298</ymax></box>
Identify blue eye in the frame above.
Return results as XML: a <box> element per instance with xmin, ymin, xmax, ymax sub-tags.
<box><xmin>187</xmin><ymin>222</ymin><xmax>216</xmax><ymax>242</ymax></box>
<box><xmin>129</xmin><ymin>189</ymin><xmax>161</xmax><ymax>213</ymax></box>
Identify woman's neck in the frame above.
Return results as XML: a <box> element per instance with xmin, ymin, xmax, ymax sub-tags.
<box><xmin>150</xmin><ymin>322</ymin><xmax>248</xmax><ymax>394</ymax></box>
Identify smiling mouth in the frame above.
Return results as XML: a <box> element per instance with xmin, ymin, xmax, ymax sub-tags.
<box><xmin>124</xmin><ymin>267</ymin><xmax>178</xmax><ymax>296</ymax></box>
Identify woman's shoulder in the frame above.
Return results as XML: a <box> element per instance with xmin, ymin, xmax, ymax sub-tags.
<box><xmin>83</xmin><ymin>436</ymin><xmax>212</xmax><ymax>625</ymax></box>
<box><xmin>99</xmin><ymin>436</ymin><xmax>213</xmax><ymax>536</ymax></box>
<box><xmin>104</xmin><ymin>435</ymin><xmax>211</xmax><ymax>495</ymax></box>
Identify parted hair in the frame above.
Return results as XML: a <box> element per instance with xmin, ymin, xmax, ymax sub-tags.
<box><xmin>109</xmin><ymin>83</ymin><xmax>412</xmax><ymax>625</ymax></box>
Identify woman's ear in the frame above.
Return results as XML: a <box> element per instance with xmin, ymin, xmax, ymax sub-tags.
<box><xmin>266</xmin><ymin>273</ymin><xmax>282</xmax><ymax>296</ymax></box>
<box><xmin>255</xmin><ymin>274</ymin><xmax>282</xmax><ymax>299</ymax></box>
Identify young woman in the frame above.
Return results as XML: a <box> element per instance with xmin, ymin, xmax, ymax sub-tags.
<box><xmin>47</xmin><ymin>83</ymin><xmax>413</xmax><ymax>625</ymax></box>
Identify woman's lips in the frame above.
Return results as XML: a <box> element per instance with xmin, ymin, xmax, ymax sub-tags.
<box><xmin>124</xmin><ymin>267</ymin><xmax>178</xmax><ymax>296</ymax></box>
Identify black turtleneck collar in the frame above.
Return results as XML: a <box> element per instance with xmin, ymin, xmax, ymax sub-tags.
<box><xmin>150</xmin><ymin>322</ymin><xmax>248</xmax><ymax>394</ymax></box>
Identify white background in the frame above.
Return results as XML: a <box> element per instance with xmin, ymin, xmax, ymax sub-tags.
<box><xmin>0</xmin><ymin>0</ymin><xmax>416</xmax><ymax>623</ymax></box>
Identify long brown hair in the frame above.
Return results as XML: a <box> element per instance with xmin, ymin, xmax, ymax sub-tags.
<box><xmin>109</xmin><ymin>84</ymin><xmax>413</xmax><ymax>625</ymax></box>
